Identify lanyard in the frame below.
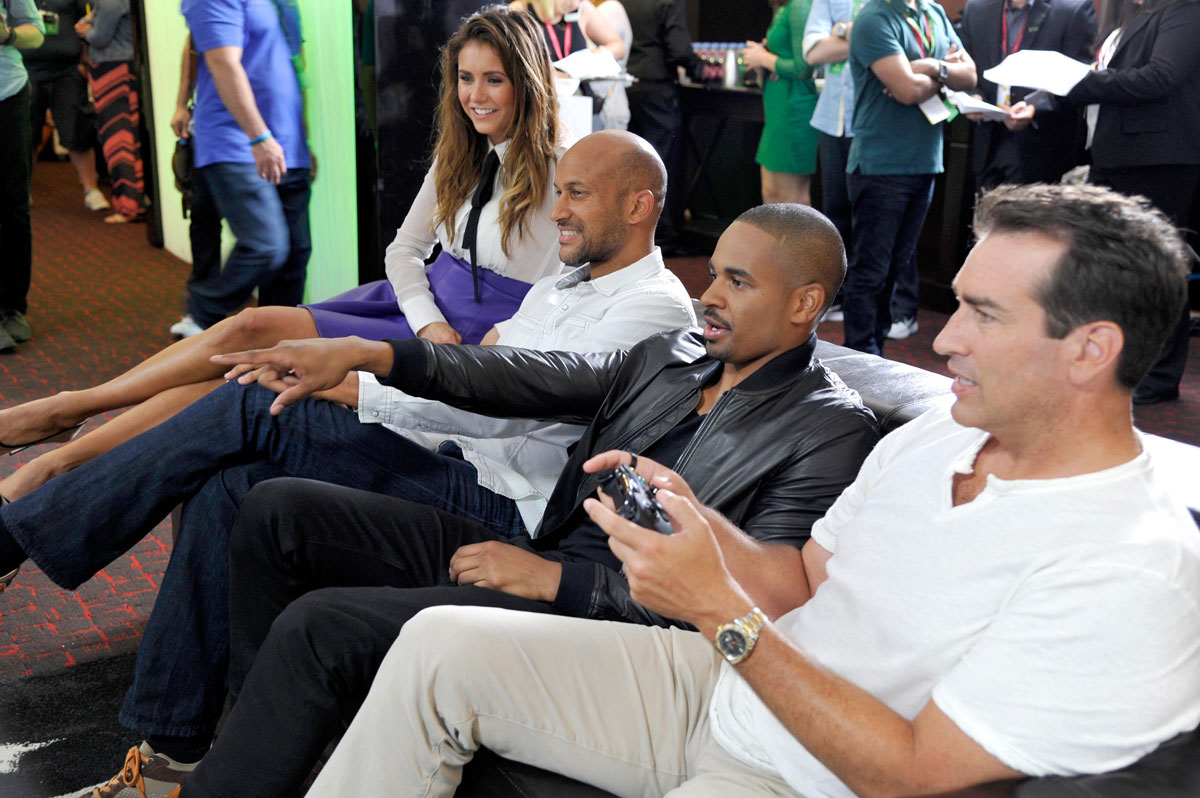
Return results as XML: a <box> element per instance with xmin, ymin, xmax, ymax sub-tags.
<box><xmin>544</xmin><ymin>19</ymin><xmax>571</xmax><ymax>60</ymax></box>
<box><xmin>889</xmin><ymin>0</ymin><xmax>936</xmax><ymax>59</ymax></box>
<box><xmin>1000</xmin><ymin>0</ymin><xmax>1030</xmax><ymax>56</ymax></box>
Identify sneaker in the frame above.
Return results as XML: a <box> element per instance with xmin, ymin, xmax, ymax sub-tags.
<box><xmin>1</xmin><ymin>309</ymin><xmax>32</xmax><ymax>343</ymax></box>
<box><xmin>823</xmin><ymin>303</ymin><xmax>844</xmax><ymax>323</ymax></box>
<box><xmin>84</xmin><ymin>189</ymin><xmax>112</xmax><ymax>211</ymax></box>
<box><xmin>0</xmin><ymin>566</ymin><xmax>16</xmax><ymax>592</ymax></box>
<box><xmin>887</xmin><ymin>316</ymin><xmax>919</xmax><ymax>340</ymax></box>
<box><xmin>0</xmin><ymin>323</ymin><xmax>14</xmax><ymax>352</ymax></box>
<box><xmin>169</xmin><ymin>315</ymin><xmax>204</xmax><ymax>338</ymax></box>
<box><xmin>93</xmin><ymin>742</ymin><xmax>195</xmax><ymax>798</ymax></box>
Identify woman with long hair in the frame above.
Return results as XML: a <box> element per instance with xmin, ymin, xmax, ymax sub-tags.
<box><xmin>742</xmin><ymin>0</ymin><xmax>820</xmax><ymax>206</ymax></box>
<box><xmin>0</xmin><ymin>4</ymin><xmax>563</xmax><ymax>500</ymax></box>
<box><xmin>1062</xmin><ymin>0</ymin><xmax>1200</xmax><ymax>403</ymax></box>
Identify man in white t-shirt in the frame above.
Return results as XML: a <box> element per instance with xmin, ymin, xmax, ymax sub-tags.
<box><xmin>306</xmin><ymin>182</ymin><xmax>1200</xmax><ymax>798</ymax></box>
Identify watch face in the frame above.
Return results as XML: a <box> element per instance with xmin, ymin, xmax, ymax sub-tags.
<box><xmin>717</xmin><ymin>628</ymin><xmax>748</xmax><ymax>659</ymax></box>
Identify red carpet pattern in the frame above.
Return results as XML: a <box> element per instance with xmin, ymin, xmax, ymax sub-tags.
<box><xmin>0</xmin><ymin>161</ymin><xmax>189</xmax><ymax>678</ymax></box>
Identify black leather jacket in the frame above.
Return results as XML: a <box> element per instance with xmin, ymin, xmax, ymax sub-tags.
<box><xmin>382</xmin><ymin>328</ymin><xmax>879</xmax><ymax>627</ymax></box>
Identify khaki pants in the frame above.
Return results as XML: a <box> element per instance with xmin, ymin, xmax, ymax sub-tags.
<box><xmin>307</xmin><ymin>605</ymin><xmax>803</xmax><ymax>797</ymax></box>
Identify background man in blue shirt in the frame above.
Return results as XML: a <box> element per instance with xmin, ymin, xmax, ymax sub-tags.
<box><xmin>175</xmin><ymin>0</ymin><xmax>312</xmax><ymax>337</ymax></box>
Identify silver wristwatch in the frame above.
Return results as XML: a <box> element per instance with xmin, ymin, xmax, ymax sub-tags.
<box><xmin>713</xmin><ymin>607</ymin><xmax>767</xmax><ymax>665</ymax></box>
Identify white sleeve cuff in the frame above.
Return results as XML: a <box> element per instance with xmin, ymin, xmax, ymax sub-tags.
<box><xmin>397</xmin><ymin>294</ymin><xmax>445</xmax><ymax>337</ymax></box>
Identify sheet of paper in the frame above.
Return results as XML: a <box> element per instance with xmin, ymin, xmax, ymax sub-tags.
<box><xmin>949</xmin><ymin>91</ymin><xmax>1010</xmax><ymax>122</ymax></box>
<box><xmin>553</xmin><ymin>48</ymin><xmax>621</xmax><ymax>79</ymax></box>
<box><xmin>919</xmin><ymin>93</ymin><xmax>953</xmax><ymax>125</ymax></box>
<box><xmin>982</xmin><ymin>49</ymin><xmax>1092</xmax><ymax>95</ymax></box>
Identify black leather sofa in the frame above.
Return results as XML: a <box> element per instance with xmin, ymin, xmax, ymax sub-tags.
<box><xmin>456</xmin><ymin>340</ymin><xmax>1200</xmax><ymax>798</ymax></box>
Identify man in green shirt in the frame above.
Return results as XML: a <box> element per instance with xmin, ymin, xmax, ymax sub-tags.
<box><xmin>843</xmin><ymin>0</ymin><xmax>975</xmax><ymax>354</ymax></box>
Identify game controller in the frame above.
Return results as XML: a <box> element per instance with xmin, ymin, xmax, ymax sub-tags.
<box><xmin>596</xmin><ymin>465</ymin><xmax>674</xmax><ymax>535</ymax></box>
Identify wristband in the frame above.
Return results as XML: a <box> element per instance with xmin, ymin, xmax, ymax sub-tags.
<box><xmin>249</xmin><ymin>130</ymin><xmax>273</xmax><ymax>146</ymax></box>
<box><xmin>2</xmin><ymin>28</ymin><xmax>17</xmax><ymax>47</ymax></box>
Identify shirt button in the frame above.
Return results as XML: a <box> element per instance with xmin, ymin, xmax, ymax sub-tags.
<box><xmin>371</xmin><ymin>410</ymin><xmax>380</xmax><ymax>418</ymax></box>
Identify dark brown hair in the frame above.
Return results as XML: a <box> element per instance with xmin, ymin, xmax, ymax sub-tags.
<box><xmin>973</xmin><ymin>183</ymin><xmax>1189</xmax><ymax>388</ymax></box>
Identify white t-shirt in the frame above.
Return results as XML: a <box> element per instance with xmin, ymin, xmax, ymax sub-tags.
<box><xmin>709</xmin><ymin>407</ymin><xmax>1200</xmax><ymax>797</ymax></box>
<box><xmin>357</xmin><ymin>249</ymin><xmax>695</xmax><ymax>532</ymax></box>
<box><xmin>383</xmin><ymin>140</ymin><xmax>568</xmax><ymax>335</ymax></box>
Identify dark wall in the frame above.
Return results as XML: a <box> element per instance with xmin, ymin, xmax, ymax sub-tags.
<box><xmin>373</xmin><ymin>0</ymin><xmax>489</xmax><ymax>262</ymax></box>
<box><xmin>695</xmin><ymin>0</ymin><xmax>772</xmax><ymax>42</ymax></box>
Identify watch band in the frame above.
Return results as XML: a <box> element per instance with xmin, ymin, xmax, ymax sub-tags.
<box><xmin>713</xmin><ymin>606</ymin><xmax>767</xmax><ymax>665</ymax></box>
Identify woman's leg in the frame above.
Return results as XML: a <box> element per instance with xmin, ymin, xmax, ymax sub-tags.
<box><xmin>0</xmin><ymin>379</ymin><xmax>224</xmax><ymax>501</ymax></box>
<box><xmin>0</xmin><ymin>305</ymin><xmax>318</xmax><ymax>452</ymax></box>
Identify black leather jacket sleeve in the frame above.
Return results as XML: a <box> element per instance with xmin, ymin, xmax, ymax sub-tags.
<box><xmin>382</xmin><ymin>337</ymin><xmax>627</xmax><ymax>425</ymax></box>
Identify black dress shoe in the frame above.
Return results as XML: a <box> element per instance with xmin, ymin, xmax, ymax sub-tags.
<box><xmin>1132</xmin><ymin>385</ymin><xmax>1181</xmax><ymax>405</ymax></box>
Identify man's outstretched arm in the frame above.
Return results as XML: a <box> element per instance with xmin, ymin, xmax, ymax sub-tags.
<box><xmin>213</xmin><ymin>337</ymin><xmax>395</xmax><ymax>415</ymax></box>
<box><xmin>586</xmin><ymin>490</ymin><xmax>1024</xmax><ymax>798</ymax></box>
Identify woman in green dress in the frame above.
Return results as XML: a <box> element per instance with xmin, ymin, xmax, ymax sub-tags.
<box><xmin>743</xmin><ymin>0</ymin><xmax>820</xmax><ymax>205</ymax></box>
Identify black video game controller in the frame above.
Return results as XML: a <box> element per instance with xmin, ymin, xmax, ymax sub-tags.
<box><xmin>596</xmin><ymin>465</ymin><xmax>674</xmax><ymax>535</ymax></box>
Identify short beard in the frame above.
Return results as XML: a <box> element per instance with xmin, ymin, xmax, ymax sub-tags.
<box><xmin>562</xmin><ymin>218</ymin><xmax>626</xmax><ymax>267</ymax></box>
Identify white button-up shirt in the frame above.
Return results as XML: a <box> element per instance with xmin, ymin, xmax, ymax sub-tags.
<box><xmin>357</xmin><ymin>248</ymin><xmax>697</xmax><ymax>533</ymax></box>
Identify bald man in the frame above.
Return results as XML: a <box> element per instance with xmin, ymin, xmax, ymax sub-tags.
<box><xmin>0</xmin><ymin>132</ymin><xmax>696</xmax><ymax>790</ymax></box>
<box><xmin>169</xmin><ymin>200</ymin><xmax>880</xmax><ymax>795</ymax></box>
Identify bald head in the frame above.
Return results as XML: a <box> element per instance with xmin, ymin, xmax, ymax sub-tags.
<box><xmin>566</xmin><ymin>131</ymin><xmax>667</xmax><ymax>220</ymax></box>
<box><xmin>735</xmin><ymin>204</ymin><xmax>846</xmax><ymax>311</ymax></box>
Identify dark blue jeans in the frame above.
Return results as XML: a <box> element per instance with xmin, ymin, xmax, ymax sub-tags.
<box><xmin>843</xmin><ymin>172</ymin><xmax>934</xmax><ymax>354</ymax></box>
<box><xmin>188</xmin><ymin>164</ymin><xmax>312</xmax><ymax>328</ymax></box>
<box><xmin>0</xmin><ymin>382</ymin><xmax>524</xmax><ymax>738</ymax></box>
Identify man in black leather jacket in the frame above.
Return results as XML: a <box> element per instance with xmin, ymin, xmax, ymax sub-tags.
<box><xmin>180</xmin><ymin>203</ymin><xmax>880</xmax><ymax>797</ymax></box>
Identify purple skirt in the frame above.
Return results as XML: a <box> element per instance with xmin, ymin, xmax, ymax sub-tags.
<box><xmin>305</xmin><ymin>250</ymin><xmax>533</xmax><ymax>344</ymax></box>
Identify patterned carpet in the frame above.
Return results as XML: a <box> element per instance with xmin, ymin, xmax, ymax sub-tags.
<box><xmin>0</xmin><ymin>162</ymin><xmax>189</xmax><ymax>680</ymax></box>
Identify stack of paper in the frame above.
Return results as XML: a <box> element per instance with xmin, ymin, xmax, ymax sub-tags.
<box><xmin>981</xmin><ymin>50</ymin><xmax>1092</xmax><ymax>95</ymax></box>
<box><xmin>553</xmin><ymin>48</ymin><xmax>622</xmax><ymax>80</ymax></box>
<box><xmin>948</xmin><ymin>91</ymin><xmax>1010</xmax><ymax>122</ymax></box>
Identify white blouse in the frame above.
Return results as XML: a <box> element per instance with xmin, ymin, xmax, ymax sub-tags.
<box><xmin>383</xmin><ymin>139</ymin><xmax>566</xmax><ymax>335</ymax></box>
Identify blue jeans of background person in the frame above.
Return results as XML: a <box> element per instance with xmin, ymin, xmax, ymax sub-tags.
<box><xmin>188</xmin><ymin>164</ymin><xmax>312</xmax><ymax>328</ymax></box>
<box><xmin>842</xmin><ymin>172</ymin><xmax>934</xmax><ymax>354</ymax></box>
<box><xmin>0</xmin><ymin>82</ymin><xmax>33</xmax><ymax>315</ymax></box>
<box><xmin>0</xmin><ymin>381</ymin><xmax>525</xmax><ymax>739</ymax></box>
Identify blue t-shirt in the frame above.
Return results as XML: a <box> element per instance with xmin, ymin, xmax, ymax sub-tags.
<box><xmin>182</xmin><ymin>0</ymin><xmax>309</xmax><ymax>170</ymax></box>
<box><xmin>847</xmin><ymin>0</ymin><xmax>960</xmax><ymax>175</ymax></box>
<box><xmin>0</xmin><ymin>0</ymin><xmax>43</xmax><ymax>101</ymax></box>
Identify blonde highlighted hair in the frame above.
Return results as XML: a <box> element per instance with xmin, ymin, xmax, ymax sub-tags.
<box><xmin>432</xmin><ymin>5</ymin><xmax>560</xmax><ymax>257</ymax></box>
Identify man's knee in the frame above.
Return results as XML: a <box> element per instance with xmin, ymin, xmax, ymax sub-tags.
<box><xmin>262</xmin><ymin>590</ymin><xmax>398</xmax><ymax>689</ymax></box>
<box><xmin>230</xmin><ymin>478</ymin><xmax>307</xmax><ymax>562</ymax></box>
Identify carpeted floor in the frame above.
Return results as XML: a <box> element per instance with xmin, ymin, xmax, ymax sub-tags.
<box><xmin>0</xmin><ymin>162</ymin><xmax>189</xmax><ymax>682</ymax></box>
<box><xmin>0</xmin><ymin>163</ymin><xmax>1196</xmax><ymax>795</ymax></box>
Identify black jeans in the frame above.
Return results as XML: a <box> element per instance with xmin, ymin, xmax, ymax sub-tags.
<box><xmin>628</xmin><ymin>80</ymin><xmax>683</xmax><ymax>247</ymax></box>
<box><xmin>0</xmin><ymin>81</ymin><xmax>33</xmax><ymax>314</ymax></box>
<box><xmin>181</xmin><ymin>478</ymin><xmax>558</xmax><ymax>798</ymax></box>
<box><xmin>1090</xmin><ymin>163</ymin><xmax>1200</xmax><ymax>396</ymax></box>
